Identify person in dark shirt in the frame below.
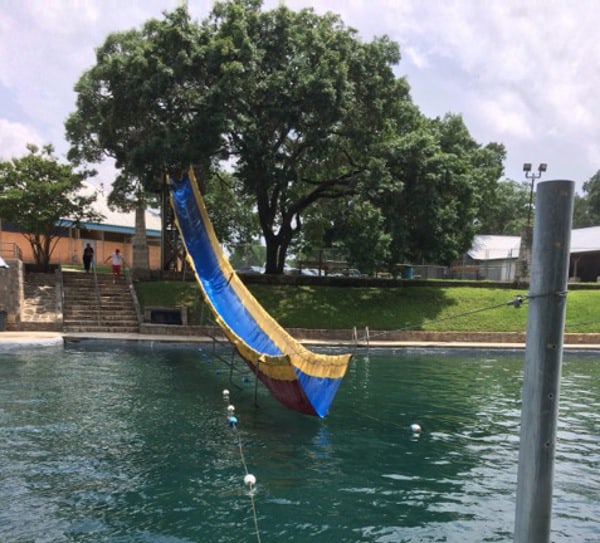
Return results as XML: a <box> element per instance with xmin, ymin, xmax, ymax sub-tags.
<box><xmin>83</xmin><ymin>243</ymin><xmax>94</xmax><ymax>273</ymax></box>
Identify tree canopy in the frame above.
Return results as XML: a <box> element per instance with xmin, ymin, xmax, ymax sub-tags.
<box><xmin>66</xmin><ymin>0</ymin><xmax>506</xmax><ymax>274</ymax></box>
<box><xmin>0</xmin><ymin>144</ymin><xmax>101</xmax><ymax>270</ymax></box>
<box><xmin>575</xmin><ymin>170</ymin><xmax>600</xmax><ymax>227</ymax></box>
<box><xmin>298</xmin><ymin>114</ymin><xmax>506</xmax><ymax>271</ymax></box>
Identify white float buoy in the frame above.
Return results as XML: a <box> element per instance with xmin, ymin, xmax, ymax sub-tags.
<box><xmin>244</xmin><ymin>473</ymin><xmax>256</xmax><ymax>487</ymax></box>
<box><xmin>410</xmin><ymin>423</ymin><xmax>422</xmax><ymax>434</ymax></box>
<box><xmin>227</xmin><ymin>404</ymin><xmax>235</xmax><ymax>416</ymax></box>
<box><xmin>222</xmin><ymin>389</ymin><xmax>230</xmax><ymax>399</ymax></box>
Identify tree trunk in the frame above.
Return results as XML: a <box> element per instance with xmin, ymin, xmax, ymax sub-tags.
<box><xmin>131</xmin><ymin>201</ymin><xmax>150</xmax><ymax>280</ymax></box>
<box><xmin>263</xmin><ymin>226</ymin><xmax>294</xmax><ymax>275</ymax></box>
<box><xmin>264</xmin><ymin>236</ymin><xmax>281</xmax><ymax>274</ymax></box>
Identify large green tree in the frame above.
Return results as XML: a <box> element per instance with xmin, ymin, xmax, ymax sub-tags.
<box><xmin>210</xmin><ymin>1</ymin><xmax>416</xmax><ymax>273</ymax></box>
<box><xmin>65</xmin><ymin>8</ymin><xmax>228</xmax><ymax>275</ymax></box>
<box><xmin>66</xmin><ymin>1</ymin><xmax>416</xmax><ymax>274</ymax></box>
<box><xmin>66</xmin><ymin>8</ymin><xmax>223</xmax><ymax>188</ymax></box>
<box><xmin>67</xmin><ymin>1</ymin><xmax>505</xmax><ymax>274</ymax></box>
<box><xmin>580</xmin><ymin>170</ymin><xmax>600</xmax><ymax>226</ymax></box>
<box><xmin>475</xmin><ymin>179</ymin><xmax>531</xmax><ymax>235</ymax></box>
<box><xmin>308</xmin><ymin>114</ymin><xmax>505</xmax><ymax>270</ymax></box>
<box><xmin>0</xmin><ymin>144</ymin><xmax>101</xmax><ymax>271</ymax></box>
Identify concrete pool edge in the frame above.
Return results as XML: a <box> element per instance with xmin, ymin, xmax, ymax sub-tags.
<box><xmin>0</xmin><ymin>332</ymin><xmax>64</xmax><ymax>350</ymax></box>
<box><xmin>2</xmin><ymin>331</ymin><xmax>600</xmax><ymax>352</ymax></box>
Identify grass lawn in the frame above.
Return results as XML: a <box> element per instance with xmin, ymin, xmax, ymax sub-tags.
<box><xmin>134</xmin><ymin>281</ymin><xmax>600</xmax><ymax>333</ymax></box>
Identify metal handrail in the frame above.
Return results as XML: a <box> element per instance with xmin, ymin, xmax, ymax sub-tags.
<box><xmin>0</xmin><ymin>242</ymin><xmax>23</xmax><ymax>259</ymax></box>
<box><xmin>125</xmin><ymin>266</ymin><xmax>143</xmax><ymax>328</ymax></box>
<box><xmin>92</xmin><ymin>261</ymin><xmax>102</xmax><ymax>326</ymax></box>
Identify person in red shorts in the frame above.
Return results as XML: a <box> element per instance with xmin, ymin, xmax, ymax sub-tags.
<box><xmin>104</xmin><ymin>248</ymin><xmax>125</xmax><ymax>283</ymax></box>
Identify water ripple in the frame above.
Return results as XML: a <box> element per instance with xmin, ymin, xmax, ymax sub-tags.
<box><xmin>0</xmin><ymin>347</ymin><xmax>598</xmax><ymax>542</ymax></box>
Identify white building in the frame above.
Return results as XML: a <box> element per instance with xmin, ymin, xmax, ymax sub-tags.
<box><xmin>466</xmin><ymin>227</ymin><xmax>600</xmax><ymax>282</ymax></box>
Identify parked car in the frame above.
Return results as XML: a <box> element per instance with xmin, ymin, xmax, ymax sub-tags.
<box><xmin>236</xmin><ymin>266</ymin><xmax>264</xmax><ymax>275</ymax></box>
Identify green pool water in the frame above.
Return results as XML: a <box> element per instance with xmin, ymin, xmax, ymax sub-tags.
<box><xmin>1</xmin><ymin>342</ymin><xmax>598</xmax><ymax>542</ymax></box>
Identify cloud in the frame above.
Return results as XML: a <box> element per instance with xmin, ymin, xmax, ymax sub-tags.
<box><xmin>1</xmin><ymin>0</ymin><xmax>599</xmax><ymax>189</ymax></box>
<box><xmin>0</xmin><ymin>1</ymin><xmax>174</xmax><ymax>157</ymax></box>
<box><xmin>476</xmin><ymin>92</ymin><xmax>534</xmax><ymax>140</ymax></box>
<box><xmin>0</xmin><ymin>119</ymin><xmax>44</xmax><ymax>161</ymax></box>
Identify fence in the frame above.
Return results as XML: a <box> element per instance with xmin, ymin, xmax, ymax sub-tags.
<box><xmin>0</xmin><ymin>242</ymin><xmax>22</xmax><ymax>260</ymax></box>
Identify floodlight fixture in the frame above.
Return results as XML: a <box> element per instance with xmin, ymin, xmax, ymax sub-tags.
<box><xmin>524</xmin><ymin>161</ymin><xmax>547</xmax><ymax>228</ymax></box>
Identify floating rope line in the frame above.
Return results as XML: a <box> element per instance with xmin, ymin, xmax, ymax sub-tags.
<box><xmin>223</xmin><ymin>389</ymin><xmax>262</xmax><ymax>543</ymax></box>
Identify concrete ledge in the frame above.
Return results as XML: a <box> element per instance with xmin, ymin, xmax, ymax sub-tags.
<box><xmin>0</xmin><ymin>332</ymin><xmax>63</xmax><ymax>350</ymax></box>
<box><xmin>285</xmin><ymin>328</ymin><xmax>600</xmax><ymax>345</ymax></box>
<box><xmin>3</xmin><ymin>329</ymin><xmax>600</xmax><ymax>352</ymax></box>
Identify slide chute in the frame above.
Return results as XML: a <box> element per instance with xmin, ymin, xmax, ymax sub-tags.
<box><xmin>169</xmin><ymin>170</ymin><xmax>351</xmax><ymax>417</ymax></box>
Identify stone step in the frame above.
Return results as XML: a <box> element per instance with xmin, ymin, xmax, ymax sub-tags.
<box><xmin>63</xmin><ymin>321</ymin><xmax>139</xmax><ymax>328</ymax></box>
<box><xmin>63</xmin><ymin>312</ymin><xmax>137</xmax><ymax>319</ymax></box>
<box><xmin>63</xmin><ymin>325</ymin><xmax>140</xmax><ymax>333</ymax></box>
<box><xmin>60</xmin><ymin>270</ymin><xmax>139</xmax><ymax>333</ymax></box>
<box><xmin>64</xmin><ymin>300</ymin><xmax>135</xmax><ymax>307</ymax></box>
<box><xmin>63</xmin><ymin>276</ymin><xmax>129</xmax><ymax>284</ymax></box>
<box><xmin>64</xmin><ymin>311</ymin><xmax>137</xmax><ymax>319</ymax></box>
<box><xmin>64</xmin><ymin>306</ymin><xmax>137</xmax><ymax>314</ymax></box>
<box><xmin>63</xmin><ymin>328</ymin><xmax>140</xmax><ymax>334</ymax></box>
<box><xmin>63</xmin><ymin>318</ymin><xmax>139</xmax><ymax>326</ymax></box>
<box><xmin>20</xmin><ymin>322</ymin><xmax>61</xmax><ymax>332</ymax></box>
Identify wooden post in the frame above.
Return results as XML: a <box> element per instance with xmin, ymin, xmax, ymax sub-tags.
<box><xmin>514</xmin><ymin>180</ymin><xmax>574</xmax><ymax>542</ymax></box>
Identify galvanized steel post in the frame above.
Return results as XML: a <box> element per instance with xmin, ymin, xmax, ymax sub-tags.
<box><xmin>514</xmin><ymin>180</ymin><xmax>574</xmax><ymax>542</ymax></box>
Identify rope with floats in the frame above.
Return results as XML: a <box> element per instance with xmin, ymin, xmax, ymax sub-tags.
<box><xmin>222</xmin><ymin>389</ymin><xmax>263</xmax><ymax>543</ymax></box>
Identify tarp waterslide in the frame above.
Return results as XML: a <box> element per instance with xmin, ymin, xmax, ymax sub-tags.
<box><xmin>168</xmin><ymin>170</ymin><xmax>351</xmax><ymax>417</ymax></box>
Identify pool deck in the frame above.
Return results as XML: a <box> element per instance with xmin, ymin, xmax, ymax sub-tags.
<box><xmin>1</xmin><ymin>331</ymin><xmax>600</xmax><ymax>351</ymax></box>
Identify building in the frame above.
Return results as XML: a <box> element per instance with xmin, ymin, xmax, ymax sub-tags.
<box><xmin>465</xmin><ymin>227</ymin><xmax>600</xmax><ymax>282</ymax></box>
<box><xmin>570</xmin><ymin>226</ymin><xmax>600</xmax><ymax>282</ymax></box>
<box><xmin>0</xmin><ymin>182</ymin><xmax>162</xmax><ymax>270</ymax></box>
<box><xmin>464</xmin><ymin>234</ymin><xmax>521</xmax><ymax>281</ymax></box>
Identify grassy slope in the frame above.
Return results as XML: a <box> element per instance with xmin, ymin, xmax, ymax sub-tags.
<box><xmin>135</xmin><ymin>281</ymin><xmax>600</xmax><ymax>333</ymax></box>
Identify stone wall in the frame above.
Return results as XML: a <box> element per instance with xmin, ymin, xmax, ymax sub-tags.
<box><xmin>0</xmin><ymin>259</ymin><xmax>24</xmax><ymax>329</ymax></box>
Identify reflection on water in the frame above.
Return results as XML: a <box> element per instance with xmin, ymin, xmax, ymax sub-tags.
<box><xmin>0</xmin><ymin>344</ymin><xmax>598</xmax><ymax>542</ymax></box>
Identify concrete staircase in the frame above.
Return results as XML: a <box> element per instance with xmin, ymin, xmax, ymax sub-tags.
<box><xmin>21</xmin><ymin>272</ymin><xmax>61</xmax><ymax>331</ymax></box>
<box><xmin>62</xmin><ymin>270</ymin><xmax>140</xmax><ymax>333</ymax></box>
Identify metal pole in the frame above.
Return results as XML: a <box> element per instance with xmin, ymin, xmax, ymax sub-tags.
<box><xmin>514</xmin><ymin>180</ymin><xmax>574</xmax><ymax>543</ymax></box>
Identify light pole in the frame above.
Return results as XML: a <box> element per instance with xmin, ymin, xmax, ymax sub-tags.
<box><xmin>516</xmin><ymin>162</ymin><xmax>547</xmax><ymax>284</ymax></box>
<box><xmin>523</xmin><ymin>162</ymin><xmax>547</xmax><ymax>229</ymax></box>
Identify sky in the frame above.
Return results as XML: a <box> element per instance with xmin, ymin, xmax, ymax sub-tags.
<box><xmin>1</xmin><ymin>0</ymin><xmax>599</xmax><ymax>194</ymax></box>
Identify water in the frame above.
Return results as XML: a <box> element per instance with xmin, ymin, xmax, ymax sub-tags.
<box><xmin>0</xmin><ymin>343</ymin><xmax>599</xmax><ymax>543</ymax></box>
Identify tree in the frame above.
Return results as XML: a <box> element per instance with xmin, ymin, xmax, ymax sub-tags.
<box><xmin>0</xmin><ymin>144</ymin><xmax>101</xmax><ymax>271</ymax></box>
<box><xmin>66</xmin><ymin>8</ymin><xmax>230</xmax><ymax>275</ymax></box>
<box><xmin>67</xmin><ymin>1</ymin><xmax>504</xmax><ymax>274</ymax></box>
<box><xmin>476</xmin><ymin>179</ymin><xmax>531</xmax><ymax>235</ymax></box>
<box><xmin>202</xmin><ymin>171</ymin><xmax>260</xmax><ymax>251</ymax></box>
<box><xmin>365</xmin><ymin>114</ymin><xmax>505</xmax><ymax>267</ymax></box>
<box><xmin>210</xmin><ymin>1</ymin><xmax>415</xmax><ymax>273</ymax></box>
<box><xmin>572</xmin><ymin>194</ymin><xmax>592</xmax><ymax>228</ymax></box>
<box><xmin>66</xmin><ymin>8</ymin><xmax>223</xmax><ymax>190</ymax></box>
<box><xmin>337</xmin><ymin>200</ymin><xmax>391</xmax><ymax>275</ymax></box>
<box><xmin>581</xmin><ymin>170</ymin><xmax>600</xmax><ymax>225</ymax></box>
<box><xmin>66</xmin><ymin>1</ymin><xmax>415</xmax><ymax>274</ymax></box>
<box><xmin>284</xmin><ymin>114</ymin><xmax>506</xmax><ymax>271</ymax></box>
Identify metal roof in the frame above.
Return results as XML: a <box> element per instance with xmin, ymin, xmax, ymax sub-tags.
<box><xmin>468</xmin><ymin>235</ymin><xmax>521</xmax><ymax>261</ymax></box>
<box><xmin>469</xmin><ymin>226</ymin><xmax>600</xmax><ymax>261</ymax></box>
<box><xmin>67</xmin><ymin>182</ymin><xmax>162</xmax><ymax>237</ymax></box>
<box><xmin>570</xmin><ymin>226</ymin><xmax>600</xmax><ymax>254</ymax></box>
